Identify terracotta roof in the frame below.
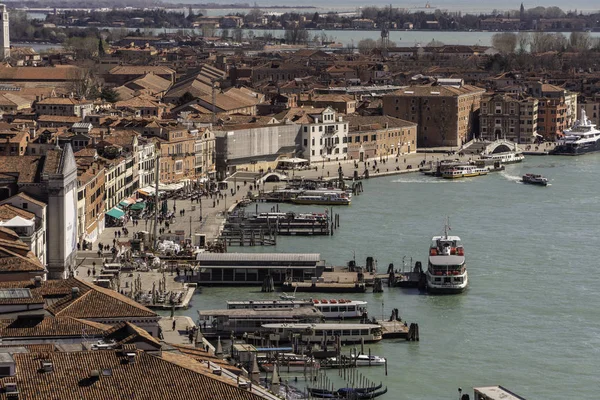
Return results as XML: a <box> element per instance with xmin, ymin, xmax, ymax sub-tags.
<box><xmin>0</xmin><ymin>204</ymin><xmax>35</xmax><ymax>221</ymax></box>
<box><xmin>125</xmin><ymin>73</ymin><xmax>172</xmax><ymax>94</ymax></box>
<box><xmin>104</xmin><ymin>322</ymin><xmax>161</xmax><ymax>348</ymax></box>
<box><xmin>0</xmin><ymin>66</ymin><xmax>81</xmax><ymax>81</ymax></box>
<box><xmin>0</xmin><ymin>155</ymin><xmax>44</xmax><ymax>183</ymax></box>
<box><xmin>345</xmin><ymin>115</ymin><xmax>417</xmax><ymax>131</ymax></box>
<box><xmin>37</xmin><ymin>115</ymin><xmax>82</xmax><ymax>123</ymax></box>
<box><xmin>109</xmin><ymin>65</ymin><xmax>175</xmax><ymax>75</ymax></box>
<box><xmin>0</xmin><ymin>316</ymin><xmax>110</xmax><ymax>338</ymax></box>
<box><xmin>4</xmin><ymin>193</ymin><xmax>46</xmax><ymax>208</ymax></box>
<box><xmin>0</xmin><ymin>277</ymin><xmax>156</xmax><ymax>320</ymax></box>
<box><xmin>46</xmin><ymin>278</ymin><xmax>157</xmax><ymax>319</ymax></box>
<box><xmin>386</xmin><ymin>84</ymin><xmax>485</xmax><ymax>97</ymax></box>
<box><xmin>115</xmin><ymin>96</ymin><xmax>162</xmax><ymax>109</ymax></box>
<box><xmin>0</xmin><ymin>349</ymin><xmax>267</xmax><ymax>400</ymax></box>
<box><xmin>36</xmin><ymin>97</ymin><xmax>91</xmax><ymax>105</ymax></box>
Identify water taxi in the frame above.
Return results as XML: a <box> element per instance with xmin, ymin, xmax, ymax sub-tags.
<box><xmin>291</xmin><ymin>193</ymin><xmax>351</xmax><ymax>205</ymax></box>
<box><xmin>441</xmin><ymin>165</ymin><xmax>488</xmax><ymax>179</ymax></box>
<box><xmin>326</xmin><ymin>354</ymin><xmax>386</xmax><ymax>367</ymax></box>
<box><xmin>426</xmin><ymin>220</ymin><xmax>468</xmax><ymax>294</ymax></box>
<box><xmin>522</xmin><ymin>174</ymin><xmax>548</xmax><ymax>186</ymax></box>
<box><xmin>261</xmin><ymin>323</ymin><xmax>383</xmax><ymax>344</ymax></box>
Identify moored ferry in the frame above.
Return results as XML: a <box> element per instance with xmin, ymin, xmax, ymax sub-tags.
<box><xmin>227</xmin><ymin>299</ymin><xmax>368</xmax><ymax>319</ymax></box>
<box><xmin>291</xmin><ymin>193</ymin><xmax>351</xmax><ymax>205</ymax></box>
<box><xmin>480</xmin><ymin>151</ymin><xmax>524</xmax><ymax>164</ymax></box>
<box><xmin>551</xmin><ymin>108</ymin><xmax>600</xmax><ymax>155</ymax></box>
<box><xmin>426</xmin><ymin>220</ymin><xmax>468</xmax><ymax>294</ymax></box>
<box><xmin>261</xmin><ymin>323</ymin><xmax>383</xmax><ymax>344</ymax></box>
<box><xmin>441</xmin><ymin>165</ymin><xmax>488</xmax><ymax>179</ymax></box>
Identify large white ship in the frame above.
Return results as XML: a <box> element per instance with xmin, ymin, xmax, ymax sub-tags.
<box><xmin>426</xmin><ymin>220</ymin><xmax>468</xmax><ymax>294</ymax></box>
<box><xmin>552</xmin><ymin>108</ymin><xmax>600</xmax><ymax>155</ymax></box>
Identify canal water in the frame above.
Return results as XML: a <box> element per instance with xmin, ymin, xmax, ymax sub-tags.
<box><xmin>165</xmin><ymin>154</ymin><xmax>600</xmax><ymax>400</ymax></box>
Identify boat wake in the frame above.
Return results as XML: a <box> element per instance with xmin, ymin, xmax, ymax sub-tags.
<box><xmin>500</xmin><ymin>171</ymin><xmax>522</xmax><ymax>183</ymax></box>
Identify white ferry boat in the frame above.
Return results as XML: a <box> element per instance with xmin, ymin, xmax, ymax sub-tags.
<box><xmin>292</xmin><ymin>193</ymin><xmax>351</xmax><ymax>206</ymax></box>
<box><xmin>441</xmin><ymin>165</ymin><xmax>488</xmax><ymax>179</ymax></box>
<box><xmin>552</xmin><ymin>108</ymin><xmax>600</xmax><ymax>155</ymax></box>
<box><xmin>426</xmin><ymin>220</ymin><xmax>468</xmax><ymax>294</ymax></box>
<box><xmin>480</xmin><ymin>151</ymin><xmax>524</xmax><ymax>164</ymax></box>
<box><xmin>227</xmin><ymin>299</ymin><xmax>368</xmax><ymax>319</ymax></box>
<box><xmin>261</xmin><ymin>323</ymin><xmax>383</xmax><ymax>344</ymax></box>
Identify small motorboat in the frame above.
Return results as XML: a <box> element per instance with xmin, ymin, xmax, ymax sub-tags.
<box><xmin>522</xmin><ymin>173</ymin><xmax>548</xmax><ymax>186</ymax></box>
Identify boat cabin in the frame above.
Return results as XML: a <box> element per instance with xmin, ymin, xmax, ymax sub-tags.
<box><xmin>227</xmin><ymin>300</ymin><xmax>314</xmax><ymax>310</ymax></box>
<box><xmin>261</xmin><ymin>323</ymin><xmax>383</xmax><ymax>344</ymax></box>
<box><xmin>430</xmin><ymin>236</ymin><xmax>464</xmax><ymax>257</ymax></box>
<box><xmin>197</xmin><ymin>307</ymin><xmax>323</xmax><ymax>337</ymax></box>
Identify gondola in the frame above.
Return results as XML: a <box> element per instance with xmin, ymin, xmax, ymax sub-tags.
<box><xmin>308</xmin><ymin>385</ymin><xmax>386</xmax><ymax>399</ymax></box>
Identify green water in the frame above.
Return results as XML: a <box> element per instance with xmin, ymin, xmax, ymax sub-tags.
<box><xmin>166</xmin><ymin>155</ymin><xmax>600</xmax><ymax>399</ymax></box>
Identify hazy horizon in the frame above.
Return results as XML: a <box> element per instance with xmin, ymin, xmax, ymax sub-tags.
<box><xmin>162</xmin><ymin>0</ymin><xmax>600</xmax><ymax>13</ymax></box>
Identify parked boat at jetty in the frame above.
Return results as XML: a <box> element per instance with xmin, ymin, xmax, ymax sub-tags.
<box><xmin>480</xmin><ymin>151</ymin><xmax>524</xmax><ymax>164</ymax></box>
<box><xmin>326</xmin><ymin>354</ymin><xmax>386</xmax><ymax>367</ymax></box>
<box><xmin>197</xmin><ymin>307</ymin><xmax>323</xmax><ymax>337</ymax></box>
<box><xmin>258</xmin><ymin>353</ymin><xmax>320</xmax><ymax>373</ymax></box>
<box><xmin>291</xmin><ymin>193</ymin><xmax>351</xmax><ymax>206</ymax></box>
<box><xmin>308</xmin><ymin>385</ymin><xmax>388</xmax><ymax>399</ymax></box>
<box><xmin>226</xmin><ymin>299</ymin><xmax>368</xmax><ymax>319</ymax></box>
<box><xmin>261</xmin><ymin>323</ymin><xmax>383</xmax><ymax>344</ymax></box>
<box><xmin>522</xmin><ymin>174</ymin><xmax>548</xmax><ymax>186</ymax></box>
<box><xmin>426</xmin><ymin>220</ymin><xmax>468</xmax><ymax>294</ymax></box>
<box><xmin>551</xmin><ymin>108</ymin><xmax>600</xmax><ymax>155</ymax></box>
<box><xmin>441</xmin><ymin>165</ymin><xmax>488</xmax><ymax>179</ymax></box>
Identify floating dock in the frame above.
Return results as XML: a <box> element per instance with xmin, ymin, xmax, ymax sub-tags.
<box><xmin>282</xmin><ymin>281</ymin><xmax>367</xmax><ymax>293</ymax></box>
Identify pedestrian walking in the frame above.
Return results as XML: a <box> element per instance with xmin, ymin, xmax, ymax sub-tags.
<box><xmin>172</xmin><ymin>320</ymin><xmax>176</xmax><ymax>331</ymax></box>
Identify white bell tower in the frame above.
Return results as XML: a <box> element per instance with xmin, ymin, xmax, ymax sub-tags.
<box><xmin>0</xmin><ymin>5</ymin><xmax>9</xmax><ymax>59</ymax></box>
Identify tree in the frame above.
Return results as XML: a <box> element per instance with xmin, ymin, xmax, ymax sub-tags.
<box><xmin>64</xmin><ymin>36</ymin><xmax>99</xmax><ymax>59</ymax></box>
<box><xmin>100</xmin><ymin>87</ymin><xmax>120</xmax><ymax>103</ymax></box>
<box><xmin>233</xmin><ymin>27</ymin><xmax>244</xmax><ymax>43</ymax></box>
<box><xmin>357</xmin><ymin>38</ymin><xmax>377</xmax><ymax>55</ymax></box>
<box><xmin>492</xmin><ymin>32</ymin><xmax>517</xmax><ymax>53</ymax></box>
<box><xmin>569</xmin><ymin>32</ymin><xmax>591</xmax><ymax>52</ymax></box>
<box><xmin>284</xmin><ymin>26</ymin><xmax>308</xmax><ymax>44</ymax></box>
<box><xmin>427</xmin><ymin>39</ymin><xmax>445</xmax><ymax>47</ymax></box>
<box><xmin>201</xmin><ymin>24</ymin><xmax>216</xmax><ymax>38</ymax></box>
<box><xmin>517</xmin><ymin>32</ymin><xmax>530</xmax><ymax>53</ymax></box>
<box><xmin>69</xmin><ymin>68</ymin><xmax>100</xmax><ymax>99</ymax></box>
<box><xmin>98</xmin><ymin>38</ymin><xmax>106</xmax><ymax>56</ymax></box>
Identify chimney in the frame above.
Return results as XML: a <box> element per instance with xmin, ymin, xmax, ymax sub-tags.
<box><xmin>41</xmin><ymin>361</ymin><xmax>53</xmax><ymax>373</ymax></box>
<box><xmin>34</xmin><ymin>276</ymin><xmax>42</xmax><ymax>287</ymax></box>
<box><xmin>126</xmin><ymin>352</ymin><xmax>136</xmax><ymax>364</ymax></box>
<box><xmin>71</xmin><ymin>287</ymin><xmax>80</xmax><ymax>298</ymax></box>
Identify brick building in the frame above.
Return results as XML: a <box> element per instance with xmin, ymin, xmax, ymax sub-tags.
<box><xmin>383</xmin><ymin>83</ymin><xmax>485</xmax><ymax>147</ymax></box>
<box><xmin>479</xmin><ymin>94</ymin><xmax>539</xmax><ymax>143</ymax></box>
